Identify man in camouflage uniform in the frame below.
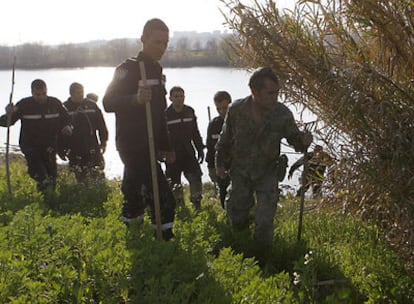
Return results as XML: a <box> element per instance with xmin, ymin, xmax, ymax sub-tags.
<box><xmin>215</xmin><ymin>67</ymin><xmax>312</xmax><ymax>254</ymax></box>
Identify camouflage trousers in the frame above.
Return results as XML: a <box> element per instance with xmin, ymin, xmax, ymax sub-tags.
<box><xmin>226</xmin><ymin>170</ymin><xmax>280</xmax><ymax>247</ymax></box>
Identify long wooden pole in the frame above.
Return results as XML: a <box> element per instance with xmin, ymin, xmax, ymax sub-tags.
<box><xmin>297</xmin><ymin>150</ymin><xmax>309</xmax><ymax>241</ymax></box>
<box><xmin>5</xmin><ymin>56</ymin><xmax>16</xmax><ymax>196</ymax></box>
<box><xmin>139</xmin><ymin>61</ymin><xmax>163</xmax><ymax>241</ymax></box>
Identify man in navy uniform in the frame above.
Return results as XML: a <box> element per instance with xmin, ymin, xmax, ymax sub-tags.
<box><xmin>0</xmin><ymin>79</ymin><xmax>73</xmax><ymax>193</ymax></box>
<box><xmin>60</xmin><ymin>82</ymin><xmax>108</xmax><ymax>184</ymax></box>
<box><xmin>206</xmin><ymin>90</ymin><xmax>232</xmax><ymax>208</ymax></box>
<box><xmin>165</xmin><ymin>86</ymin><xmax>205</xmax><ymax>212</ymax></box>
<box><xmin>103</xmin><ymin>18</ymin><xmax>176</xmax><ymax>240</ymax></box>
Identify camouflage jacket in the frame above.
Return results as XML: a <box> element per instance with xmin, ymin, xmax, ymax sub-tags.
<box><xmin>215</xmin><ymin>96</ymin><xmax>307</xmax><ymax>180</ymax></box>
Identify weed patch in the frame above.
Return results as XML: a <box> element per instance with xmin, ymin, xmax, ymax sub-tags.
<box><xmin>0</xmin><ymin>162</ymin><xmax>413</xmax><ymax>303</ymax></box>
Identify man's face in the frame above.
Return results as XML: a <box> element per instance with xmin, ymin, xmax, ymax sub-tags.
<box><xmin>215</xmin><ymin>100</ymin><xmax>230</xmax><ymax>118</ymax></box>
<box><xmin>32</xmin><ymin>87</ymin><xmax>47</xmax><ymax>103</ymax></box>
<box><xmin>252</xmin><ymin>78</ymin><xmax>279</xmax><ymax>110</ymax></box>
<box><xmin>169</xmin><ymin>90</ymin><xmax>185</xmax><ymax>111</ymax></box>
<box><xmin>71</xmin><ymin>86</ymin><xmax>84</xmax><ymax>103</ymax></box>
<box><xmin>141</xmin><ymin>29</ymin><xmax>169</xmax><ymax>61</ymax></box>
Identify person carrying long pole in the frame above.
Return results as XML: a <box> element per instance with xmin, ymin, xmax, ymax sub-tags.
<box><xmin>0</xmin><ymin>79</ymin><xmax>73</xmax><ymax>194</ymax></box>
<box><xmin>215</xmin><ymin>67</ymin><xmax>312</xmax><ymax>263</ymax></box>
<box><xmin>102</xmin><ymin>18</ymin><xmax>176</xmax><ymax>241</ymax></box>
<box><xmin>5</xmin><ymin>56</ymin><xmax>16</xmax><ymax>196</ymax></box>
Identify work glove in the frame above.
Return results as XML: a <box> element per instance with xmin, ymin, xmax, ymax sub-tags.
<box><xmin>197</xmin><ymin>148</ymin><xmax>204</xmax><ymax>164</ymax></box>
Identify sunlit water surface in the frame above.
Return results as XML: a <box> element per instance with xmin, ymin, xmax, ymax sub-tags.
<box><xmin>0</xmin><ymin>67</ymin><xmax>314</xmax><ymax>191</ymax></box>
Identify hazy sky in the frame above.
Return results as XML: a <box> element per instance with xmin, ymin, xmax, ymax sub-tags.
<box><xmin>0</xmin><ymin>0</ymin><xmax>295</xmax><ymax>45</ymax></box>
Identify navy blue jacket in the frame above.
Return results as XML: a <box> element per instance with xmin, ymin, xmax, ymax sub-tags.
<box><xmin>103</xmin><ymin>52</ymin><xmax>171</xmax><ymax>154</ymax></box>
<box><xmin>0</xmin><ymin>96</ymin><xmax>71</xmax><ymax>150</ymax></box>
<box><xmin>166</xmin><ymin>104</ymin><xmax>204</xmax><ymax>159</ymax></box>
<box><xmin>61</xmin><ymin>98</ymin><xmax>108</xmax><ymax>158</ymax></box>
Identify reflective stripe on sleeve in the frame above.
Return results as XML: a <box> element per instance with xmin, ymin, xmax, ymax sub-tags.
<box><xmin>138</xmin><ymin>79</ymin><xmax>165</xmax><ymax>86</ymax></box>
<box><xmin>22</xmin><ymin>114</ymin><xmax>42</xmax><ymax>119</ymax></box>
<box><xmin>69</xmin><ymin>109</ymin><xmax>96</xmax><ymax>115</ymax></box>
<box><xmin>152</xmin><ymin>222</ymin><xmax>174</xmax><ymax>230</ymax></box>
<box><xmin>82</xmin><ymin>109</ymin><xmax>97</xmax><ymax>113</ymax></box>
<box><xmin>167</xmin><ymin>119</ymin><xmax>182</xmax><ymax>125</ymax></box>
<box><xmin>44</xmin><ymin>113</ymin><xmax>60</xmax><ymax>119</ymax></box>
<box><xmin>167</xmin><ymin>117</ymin><xmax>194</xmax><ymax>125</ymax></box>
<box><xmin>22</xmin><ymin>113</ymin><xmax>60</xmax><ymax>120</ymax></box>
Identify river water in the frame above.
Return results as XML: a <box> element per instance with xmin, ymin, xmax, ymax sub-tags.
<box><xmin>0</xmin><ymin>66</ymin><xmax>311</xmax><ymax>189</ymax></box>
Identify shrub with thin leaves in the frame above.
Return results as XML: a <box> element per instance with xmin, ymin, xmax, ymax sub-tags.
<box><xmin>221</xmin><ymin>0</ymin><xmax>414</xmax><ymax>270</ymax></box>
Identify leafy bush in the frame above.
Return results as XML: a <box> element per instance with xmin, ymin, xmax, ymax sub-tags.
<box><xmin>0</xmin><ymin>161</ymin><xmax>413</xmax><ymax>303</ymax></box>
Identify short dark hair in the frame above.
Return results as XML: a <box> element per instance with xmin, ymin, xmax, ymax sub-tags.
<box><xmin>69</xmin><ymin>82</ymin><xmax>83</xmax><ymax>94</ymax></box>
<box><xmin>214</xmin><ymin>91</ymin><xmax>232</xmax><ymax>104</ymax></box>
<box><xmin>248</xmin><ymin>67</ymin><xmax>279</xmax><ymax>91</ymax></box>
<box><xmin>86</xmin><ymin>93</ymin><xmax>98</xmax><ymax>102</ymax></box>
<box><xmin>143</xmin><ymin>18</ymin><xmax>169</xmax><ymax>36</ymax></box>
<box><xmin>31</xmin><ymin>79</ymin><xmax>46</xmax><ymax>91</ymax></box>
<box><xmin>169</xmin><ymin>86</ymin><xmax>184</xmax><ymax>96</ymax></box>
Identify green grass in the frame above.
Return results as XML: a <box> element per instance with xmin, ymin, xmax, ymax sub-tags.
<box><xmin>0</xmin><ymin>161</ymin><xmax>412</xmax><ymax>303</ymax></box>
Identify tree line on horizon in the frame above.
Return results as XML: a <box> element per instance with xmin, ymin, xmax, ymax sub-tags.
<box><xmin>0</xmin><ymin>33</ymin><xmax>235</xmax><ymax>70</ymax></box>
